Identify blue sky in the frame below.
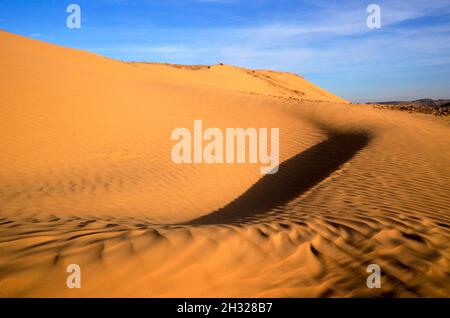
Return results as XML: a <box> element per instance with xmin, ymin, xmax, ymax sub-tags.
<box><xmin>1</xmin><ymin>0</ymin><xmax>449</xmax><ymax>102</ymax></box>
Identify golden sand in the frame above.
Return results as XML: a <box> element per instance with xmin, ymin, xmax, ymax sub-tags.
<box><xmin>0</xmin><ymin>31</ymin><xmax>449</xmax><ymax>297</ymax></box>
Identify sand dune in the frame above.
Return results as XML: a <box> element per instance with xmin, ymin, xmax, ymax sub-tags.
<box><xmin>0</xmin><ymin>31</ymin><xmax>449</xmax><ymax>297</ymax></box>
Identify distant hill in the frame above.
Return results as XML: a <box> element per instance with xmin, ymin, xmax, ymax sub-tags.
<box><xmin>373</xmin><ymin>99</ymin><xmax>450</xmax><ymax>107</ymax></box>
<box><xmin>367</xmin><ymin>99</ymin><xmax>450</xmax><ymax>116</ymax></box>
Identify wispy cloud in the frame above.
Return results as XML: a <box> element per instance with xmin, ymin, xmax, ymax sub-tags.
<box><xmin>4</xmin><ymin>0</ymin><xmax>449</xmax><ymax>101</ymax></box>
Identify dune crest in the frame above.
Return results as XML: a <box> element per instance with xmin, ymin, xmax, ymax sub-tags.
<box><xmin>0</xmin><ymin>31</ymin><xmax>449</xmax><ymax>297</ymax></box>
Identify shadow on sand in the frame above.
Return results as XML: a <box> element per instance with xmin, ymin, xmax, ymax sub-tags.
<box><xmin>184</xmin><ymin>132</ymin><xmax>371</xmax><ymax>225</ymax></box>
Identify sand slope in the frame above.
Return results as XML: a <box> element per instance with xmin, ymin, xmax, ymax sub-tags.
<box><xmin>0</xmin><ymin>31</ymin><xmax>449</xmax><ymax>297</ymax></box>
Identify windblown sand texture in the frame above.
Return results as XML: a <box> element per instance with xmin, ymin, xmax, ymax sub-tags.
<box><xmin>0</xmin><ymin>31</ymin><xmax>449</xmax><ymax>297</ymax></box>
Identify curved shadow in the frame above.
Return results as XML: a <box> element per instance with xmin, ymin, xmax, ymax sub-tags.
<box><xmin>184</xmin><ymin>133</ymin><xmax>370</xmax><ymax>225</ymax></box>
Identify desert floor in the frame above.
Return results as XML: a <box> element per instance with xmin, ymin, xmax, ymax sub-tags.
<box><xmin>0</xmin><ymin>31</ymin><xmax>449</xmax><ymax>297</ymax></box>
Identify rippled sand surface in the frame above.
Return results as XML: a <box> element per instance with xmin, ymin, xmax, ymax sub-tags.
<box><xmin>0</xmin><ymin>31</ymin><xmax>449</xmax><ymax>297</ymax></box>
